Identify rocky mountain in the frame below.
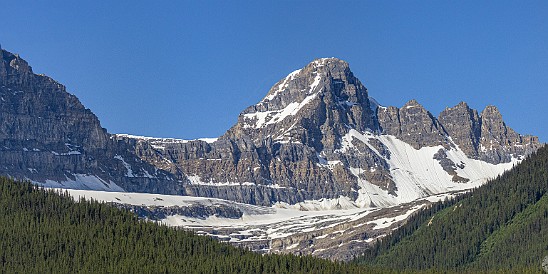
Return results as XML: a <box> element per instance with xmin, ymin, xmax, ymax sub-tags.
<box><xmin>0</xmin><ymin>46</ymin><xmax>184</xmax><ymax>194</ymax></box>
<box><xmin>119</xmin><ymin>57</ymin><xmax>540</xmax><ymax>207</ymax></box>
<box><xmin>0</xmin><ymin>46</ymin><xmax>542</xmax><ymax>260</ymax></box>
<box><xmin>0</xmin><ymin>46</ymin><xmax>540</xmax><ymax>207</ymax></box>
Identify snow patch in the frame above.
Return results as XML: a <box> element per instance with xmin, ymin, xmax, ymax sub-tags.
<box><xmin>114</xmin><ymin>155</ymin><xmax>134</xmax><ymax>177</ymax></box>
<box><xmin>116</xmin><ymin>134</ymin><xmax>218</xmax><ymax>144</ymax></box>
<box><xmin>187</xmin><ymin>174</ymin><xmax>256</xmax><ymax>187</ymax></box>
<box><xmin>338</xmin><ymin>129</ymin><xmax>518</xmax><ymax>208</ymax></box>
<box><xmin>243</xmin><ymin>93</ymin><xmax>318</xmax><ymax>128</ymax></box>
<box><xmin>263</xmin><ymin>69</ymin><xmax>302</xmax><ymax>101</ymax></box>
<box><xmin>34</xmin><ymin>174</ymin><xmax>124</xmax><ymax>192</ymax></box>
<box><xmin>367</xmin><ymin>205</ymin><xmax>424</xmax><ymax>230</ymax></box>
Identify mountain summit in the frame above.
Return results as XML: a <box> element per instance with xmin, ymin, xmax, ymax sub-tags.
<box><xmin>117</xmin><ymin>57</ymin><xmax>540</xmax><ymax>206</ymax></box>
<box><xmin>0</xmin><ymin>50</ymin><xmax>541</xmax><ymax>208</ymax></box>
<box><xmin>229</xmin><ymin>57</ymin><xmax>376</xmax><ymax>151</ymax></box>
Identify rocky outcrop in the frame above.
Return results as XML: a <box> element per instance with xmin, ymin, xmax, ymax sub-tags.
<box><xmin>479</xmin><ymin>105</ymin><xmax>533</xmax><ymax>163</ymax></box>
<box><xmin>377</xmin><ymin>99</ymin><xmax>447</xmax><ymax>149</ymax></box>
<box><xmin>438</xmin><ymin>102</ymin><xmax>540</xmax><ymax>164</ymax></box>
<box><xmin>227</xmin><ymin>58</ymin><xmax>377</xmax><ymax>150</ymax></box>
<box><xmin>438</xmin><ymin>102</ymin><xmax>481</xmax><ymax>158</ymax></box>
<box><xmin>111</xmin><ymin>203</ymin><xmax>244</xmax><ymax>220</ymax></box>
<box><xmin>433</xmin><ymin>148</ymin><xmax>469</xmax><ymax>183</ymax></box>
<box><xmin>0</xmin><ymin>46</ymin><xmax>185</xmax><ymax>194</ymax></box>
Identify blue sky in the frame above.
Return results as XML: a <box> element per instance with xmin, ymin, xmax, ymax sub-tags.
<box><xmin>1</xmin><ymin>1</ymin><xmax>547</xmax><ymax>141</ymax></box>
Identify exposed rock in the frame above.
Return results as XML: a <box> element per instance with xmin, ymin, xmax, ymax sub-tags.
<box><xmin>0</xmin><ymin>47</ymin><xmax>541</xmax><ymax>208</ymax></box>
<box><xmin>480</xmin><ymin>105</ymin><xmax>524</xmax><ymax>163</ymax></box>
<box><xmin>433</xmin><ymin>149</ymin><xmax>469</xmax><ymax>183</ymax></box>
<box><xmin>112</xmin><ymin>203</ymin><xmax>244</xmax><ymax>220</ymax></box>
<box><xmin>438</xmin><ymin>102</ymin><xmax>481</xmax><ymax>157</ymax></box>
<box><xmin>378</xmin><ymin>99</ymin><xmax>447</xmax><ymax>149</ymax></box>
<box><xmin>438</xmin><ymin>102</ymin><xmax>541</xmax><ymax>164</ymax></box>
<box><xmin>0</xmin><ymin>47</ymin><xmax>185</xmax><ymax>194</ymax></box>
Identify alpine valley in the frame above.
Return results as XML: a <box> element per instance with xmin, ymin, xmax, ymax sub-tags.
<box><xmin>0</xmin><ymin>46</ymin><xmax>541</xmax><ymax>261</ymax></box>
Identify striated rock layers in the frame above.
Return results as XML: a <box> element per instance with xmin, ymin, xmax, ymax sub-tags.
<box><xmin>0</xmin><ymin>46</ymin><xmax>542</xmax><ymax>206</ymax></box>
<box><xmin>0</xmin><ymin>46</ymin><xmax>184</xmax><ymax>194</ymax></box>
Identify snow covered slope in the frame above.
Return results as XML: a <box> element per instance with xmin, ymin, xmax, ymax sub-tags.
<box><xmin>61</xmin><ymin>187</ymin><xmax>461</xmax><ymax>261</ymax></box>
<box><xmin>342</xmin><ymin>130</ymin><xmax>518</xmax><ymax>208</ymax></box>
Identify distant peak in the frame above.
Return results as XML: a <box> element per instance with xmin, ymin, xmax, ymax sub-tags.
<box><xmin>482</xmin><ymin>105</ymin><xmax>500</xmax><ymax>114</ymax></box>
<box><xmin>456</xmin><ymin>101</ymin><xmax>469</xmax><ymax>108</ymax></box>
<box><xmin>307</xmin><ymin>57</ymin><xmax>349</xmax><ymax>69</ymax></box>
<box><xmin>444</xmin><ymin>101</ymin><xmax>470</xmax><ymax>111</ymax></box>
<box><xmin>403</xmin><ymin>99</ymin><xmax>423</xmax><ymax>108</ymax></box>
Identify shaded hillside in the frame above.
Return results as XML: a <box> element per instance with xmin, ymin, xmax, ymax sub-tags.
<box><xmin>0</xmin><ymin>177</ymin><xmax>378</xmax><ymax>273</ymax></box>
<box><xmin>355</xmin><ymin>145</ymin><xmax>548</xmax><ymax>272</ymax></box>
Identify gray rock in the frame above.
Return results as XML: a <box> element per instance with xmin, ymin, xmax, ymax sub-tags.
<box><xmin>0</xmin><ymin>47</ymin><xmax>185</xmax><ymax>195</ymax></box>
<box><xmin>0</xmin><ymin>48</ymin><xmax>541</xmax><ymax>207</ymax></box>
<box><xmin>378</xmin><ymin>99</ymin><xmax>447</xmax><ymax>149</ymax></box>
<box><xmin>438</xmin><ymin>102</ymin><xmax>481</xmax><ymax>157</ymax></box>
<box><xmin>112</xmin><ymin>203</ymin><xmax>244</xmax><ymax>220</ymax></box>
<box><xmin>438</xmin><ymin>102</ymin><xmax>541</xmax><ymax>164</ymax></box>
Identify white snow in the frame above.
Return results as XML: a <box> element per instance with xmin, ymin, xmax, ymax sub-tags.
<box><xmin>51</xmin><ymin>150</ymin><xmax>81</xmax><ymax>156</ymax></box>
<box><xmin>275</xmin><ymin>196</ymin><xmax>358</xmax><ymax>211</ymax></box>
<box><xmin>114</xmin><ymin>155</ymin><xmax>134</xmax><ymax>177</ymax></box>
<box><xmin>367</xmin><ymin>205</ymin><xmax>424</xmax><ymax>230</ymax></box>
<box><xmin>243</xmin><ymin>69</ymin><xmax>324</xmax><ymax>129</ymax></box>
<box><xmin>115</xmin><ymin>134</ymin><xmax>218</xmax><ymax>145</ymax></box>
<box><xmin>34</xmin><ymin>174</ymin><xmax>124</xmax><ymax>192</ymax></box>
<box><xmin>187</xmin><ymin>174</ymin><xmax>256</xmax><ymax>187</ymax></box>
<box><xmin>64</xmin><ymin>189</ymin><xmax>239</xmax><ymax>207</ymax></box>
<box><xmin>263</xmin><ymin>69</ymin><xmax>302</xmax><ymax>101</ymax></box>
<box><xmin>338</xmin><ymin>129</ymin><xmax>519</xmax><ymax>208</ymax></box>
<box><xmin>243</xmin><ymin>93</ymin><xmax>318</xmax><ymax>128</ymax></box>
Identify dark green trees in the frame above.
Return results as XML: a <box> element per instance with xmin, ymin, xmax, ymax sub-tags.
<box><xmin>356</xmin><ymin>146</ymin><xmax>548</xmax><ymax>273</ymax></box>
<box><xmin>0</xmin><ymin>177</ymin><xmax>368</xmax><ymax>273</ymax></box>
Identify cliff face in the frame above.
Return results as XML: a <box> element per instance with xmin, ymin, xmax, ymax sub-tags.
<box><xmin>0</xmin><ymin>47</ymin><xmax>184</xmax><ymax>194</ymax></box>
<box><xmin>0</xmin><ymin>47</ymin><xmax>542</xmax><ymax>206</ymax></box>
<box><xmin>438</xmin><ymin>102</ymin><xmax>539</xmax><ymax>164</ymax></box>
<box><xmin>377</xmin><ymin>99</ymin><xmax>447</xmax><ymax>149</ymax></box>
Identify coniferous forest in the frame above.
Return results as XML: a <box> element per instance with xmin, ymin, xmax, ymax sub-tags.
<box><xmin>0</xmin><ymin>177</ymin><xmax>382</xmax><ymax>273</ymax></box>
<box><xmin>355</xmin><ymin>145</ymin><xmax>548</xmax><ymax>273</ymax></box>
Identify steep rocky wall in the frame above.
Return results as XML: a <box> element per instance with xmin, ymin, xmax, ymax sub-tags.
<box><xmin>0</xmin><ymin>47</ymin><xmax>185</xmax><ymax>194</ymax></box>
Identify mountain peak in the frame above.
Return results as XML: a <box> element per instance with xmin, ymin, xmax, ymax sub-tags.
<box><xmin>229</xmin><ymin>57</ymin><xmax>375</xmax><ymax>147</ymax></box>
<box><xmin>454</xmin><ymin>101</ymin><xmax>470</xmax><ymax>109</ymax></box>
<box><xmin>0</xmin><ymin>48</ymin><xmax>34</xmax><ymax>87</ymax></box>
<box><xmin>308</xmin><ymin>57</ymin><xmax>348</xmax><ymax>67</ymax></box>
<box><xmin>402</xmin><ymin>99</ymin><xmax>423</xmax><ymax>109</ymax></box>
<box><xmin>481</xmin><ymin>105</ymin><xmax>501</xmax><ymax>116</ymax></box>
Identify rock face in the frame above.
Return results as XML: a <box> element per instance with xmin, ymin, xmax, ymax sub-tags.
<box><xmin>438</xmin><ymin>102</ymin><xmax>482</xmax><ymax>157</ymax></box>
<box><xmin>0</xmin><ymin>46</ymin><xmax>184</xmax><ymax>194</ymax></box>
<box><xmin>438</xmin><ymin>102</ymin><xmax>539</xmax><ymax>164</ymax></box>
<box><xmin>0</xmin><ymin>46</ymin><xmax>542</xmax><ymax>207</ymax></box>
<box><xmin>377</xmin><ymin>99</ymin><xmax>447</xmax><ymax>149</ymax></box>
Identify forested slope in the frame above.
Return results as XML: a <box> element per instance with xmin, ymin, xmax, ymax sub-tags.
<box><xmin>0</xmin><ymin>177</ymin><xmax>376</xmax><ymax>273</ymax></box>
<box><xmin>355</xmin><ymin>145</ymin><xmax>548</xmax><ymax>272</ymax></box>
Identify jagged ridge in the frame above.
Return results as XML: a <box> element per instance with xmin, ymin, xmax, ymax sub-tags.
<box><xmin>0</xmin><ymin>47</ymin><xmax>541</xmax><ymax>207</ymax></box>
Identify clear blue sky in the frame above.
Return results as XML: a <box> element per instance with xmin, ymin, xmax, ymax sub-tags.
<box><xmin>1</xmin><ymin>1</ymin><xmax>546</xmax><ymax>141</ymax></box>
